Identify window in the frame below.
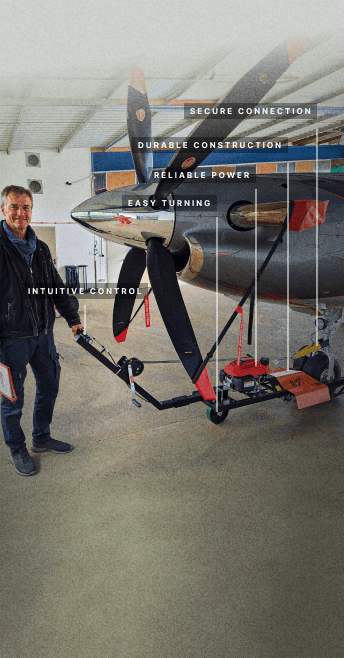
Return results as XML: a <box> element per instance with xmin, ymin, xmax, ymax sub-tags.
<box><xmin>314</xmin><ymin>160</ymin><xmax>331</xmax><ymax>173</ymax></box>
<box><xmin>195</xmin><ymin>167</ymin><xmax>212</xmax><ymax>177</ymax></box>
<box><xmin>276</xmin><ymin>162</ymin><xmax>296</xmax><ymax>173</ymax></box>
<box><xmin>94</xmin><ymin>172</ymin><xmax>107</xmax><ymax>193</ymax></box>
<box><xmin>235</xmin><ymin>164</ymin><xmax>257</xmax><ymax>175</ymax></box>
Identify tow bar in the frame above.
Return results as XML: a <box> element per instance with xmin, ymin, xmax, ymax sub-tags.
<box><xmin>75</xmin><ymin>331</ymin><xmax>344</xmax><ymax>424</ymax></box>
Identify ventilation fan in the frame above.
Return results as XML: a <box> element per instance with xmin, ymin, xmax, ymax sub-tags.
<box><xmin>28</xmin><ymin>179</ymin><xmax>43</xmax><ymax>194</ymax></box>
<box><xmin>25</xmin><ymin>152</ymin><xmax>41</xmax><ymax>167</ymax></box>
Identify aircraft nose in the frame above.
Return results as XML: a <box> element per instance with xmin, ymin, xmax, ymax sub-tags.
<box><xmin>70</xmin><ymin>187</ymin><xmax>175</xmax><ymax>248</ymax></box>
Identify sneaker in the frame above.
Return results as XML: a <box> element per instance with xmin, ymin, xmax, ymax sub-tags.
<box><xmin>10</xmin><ymin>448</ymin><xmax>36</xmax><ymax>476</ymax></box>
<box><xmin>31</xmin><ymin>438</ymin><xmax>73</xmax><ymax>454</ymax></box>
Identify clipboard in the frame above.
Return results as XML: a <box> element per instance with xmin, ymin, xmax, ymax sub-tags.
<box><xmin>0</xmin><ymin>361</ymin><xmax>17</xmax><ymax>402</ymax></box>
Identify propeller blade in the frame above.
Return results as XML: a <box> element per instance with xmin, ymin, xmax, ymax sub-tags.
<box><xmin>127</xmin><ymin>67</ymin><xmax>153</xmax><ymax>184</ymax></box>
<box><xmin>146</xmin><ymin>238</ymin><xmax>216</xmax><ymax>400</ymax></box>
<box><xmin>153</xmin><ymin>37</ymin><xmax>310</xmax><ymax>203</ymax></box>
<box><xmin>113</xmin><ymin>247</ymin><xmax>147</xmax><ymax>342</ymax></box>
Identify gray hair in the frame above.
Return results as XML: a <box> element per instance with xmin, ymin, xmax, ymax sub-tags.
<box><xmin>1</xmin><ymin>185</ymin><xmax>33</xmax><ymax>208</ymax></box>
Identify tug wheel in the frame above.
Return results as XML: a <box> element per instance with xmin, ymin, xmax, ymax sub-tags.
<box><xmin>206</xmin><ymin>407</ymin><xmax>229</xmax><ymax>424</ymax></box>
<box><xmin>302</xmin><ymin>353</ymin><xmax>341</xmax><ymax>383</ymax></box>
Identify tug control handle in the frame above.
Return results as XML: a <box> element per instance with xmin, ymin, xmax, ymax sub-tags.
<box><xmin>75</xmin><ymin>328</ymin><xmax>93</xmax><ymax>344</ymax></box>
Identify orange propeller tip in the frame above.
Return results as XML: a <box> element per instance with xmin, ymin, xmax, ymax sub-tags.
<box><xmin>130</xmin><ymin>67</ymin><xmax>147</xmax><ymax>94</ymax></box>
<box><xmin>287</xmin><ymin>37</ymin><xmax>310</xmax><ymax>65</ymax></box>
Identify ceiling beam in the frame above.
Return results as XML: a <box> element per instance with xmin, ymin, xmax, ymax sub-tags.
<box><xmin>260</xmin><ymin>116</ymin><xmax>343</xmax><ymax>145</ymax></box>
<box><xmin>57</xmin><ymin>106</ymin><xmax>99</xmax><ymax>152</ymax></box>
<box><xmin>0</xmin><ymin>97</ymin><xmax>108</xmax><ymax>107</ymax></box>
<box><xmin>267</xmin><ymin>63</ymin><xmax>344</xmax><ymax>103</ymax></box>
<box><xmin>57</xmin><ymin>77</ymin><xmax>128</xmax><ymax>152</ymax></box>
<box><xmin>154</xmin><ymin>118</ymin><xmax>197</xmax><ymax>142</ymax></box>
<box><xmin>285</xmin><ymin>116</ymin><xmax>344</xmax><ymax>143</ymax></box>
<box><xmin>7</xmin><ymin>107</ymin><xmax>24</xmax><ymax>155</ymax></box>
<box><xmin>228</xmin><ymin>89</ymin><xmax>344</xmax><ymax>142</ymax></box>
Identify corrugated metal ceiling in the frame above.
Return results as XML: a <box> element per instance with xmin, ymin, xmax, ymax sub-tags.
<box><xmin>0</xmin><ymin>3</ymin><xmax>343</xmax><ymax>154</ymax></box>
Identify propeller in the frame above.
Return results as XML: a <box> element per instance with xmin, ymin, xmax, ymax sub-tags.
<box><xmin>112</xmin><ymin>247</ymin><xmax>147</xmax><ymax>343</ymax></box>
<box><xmin>152</xmin><ymin>37</ymin><xmax>310</xmax><ymax>204</ymax></box>
<box><xmin>112</xmin><ymin>66</ymin><xmax>216</xmax><ymax>399</ymax></box>
<box><xmin>145</xmin><ymin>238</ymin><xmax>215</xmax><ymax>400</ymax></box>
<box><xmin>127</xmin><ymin>66</ymin><xmax>153</xmax><ymax>184</ymax></box>
<box><xmin>112</xmin><ymin>38</ymin><xmax>311</xmax><ymax>400</ymax></box>
<box><xmin>113</xmin><ymin>238</ymin><xmax>215</xmax><ymax>400</ymax></box>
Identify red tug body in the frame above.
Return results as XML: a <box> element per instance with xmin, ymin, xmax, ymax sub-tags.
<box><xmin>224</xmin><ymin>358</ymin><xmax>270</xmax><ymax>379</ymax></box>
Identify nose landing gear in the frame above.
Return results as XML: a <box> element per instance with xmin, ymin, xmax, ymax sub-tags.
<box><xmin>302</xmin><ymin>352</ymin><xmax>341</xmax><ymax>385</ymax></box>
<box><xmin>294</xmin><ymin>307</ymin><xmax>342</xmax><ymax>388</ymax></box>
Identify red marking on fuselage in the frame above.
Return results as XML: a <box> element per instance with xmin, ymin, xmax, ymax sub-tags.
<box><xmin>117</xmin><ymin>216</ymin><xmax>132</xmax><ymax>224</ymax></box>
<box><xmin>289</xmin><ymin>200</ymin><xmax>328</xmax><ymax>231</ymax></box>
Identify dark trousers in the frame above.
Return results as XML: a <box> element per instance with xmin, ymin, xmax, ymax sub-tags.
<box><xmin>0</xmin><ymin>330</ymin><xmax>60</xmax><ymax>454</ymax></box>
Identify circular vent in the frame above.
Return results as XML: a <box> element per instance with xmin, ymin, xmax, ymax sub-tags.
<box><xmin>29</xmin><ymin>180</ymin><xmax>42</xmax><ymax>194</ymax></box>
<box><xmin>27</xmin><ymin>154</ymin><xmax>40</xmax><ymax>167</ymax></box>
<box><xmin>227</xmin><ymin>200</ymin><xmax>254</xmax><ymax>231</ymax></box>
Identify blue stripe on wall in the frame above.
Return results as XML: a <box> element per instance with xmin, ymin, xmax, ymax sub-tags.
<box><xmin>92</xmin><ymin>146</ymin><xmax>344</xmax><ymax>172</ymax></box>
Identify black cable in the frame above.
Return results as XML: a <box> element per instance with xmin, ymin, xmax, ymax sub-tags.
<box><xmin>247</xmin><ymin>281</ymin><xmax>255</xmax><ymax>345</ymax></box>
<box><xmin>66</xmin><ymin>174</ymin><xmax>92</xmax><ymax>185</ymax></box>
<box><xmin>80</xmin><ymin>331</ymin><xmax>118</xmax><ymax>365</ymax></box>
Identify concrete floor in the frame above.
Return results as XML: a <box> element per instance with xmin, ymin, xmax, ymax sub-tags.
<box><xmin>1</xmin><ymin>285</ymin><xmax>344</xmax><ymax>658</ymax></box>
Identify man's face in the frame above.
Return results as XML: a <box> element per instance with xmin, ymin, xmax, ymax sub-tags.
<box><xmin>1</xmin><ymin>192</ymin><xmax>32</xmax><ymax>239</ymax></box>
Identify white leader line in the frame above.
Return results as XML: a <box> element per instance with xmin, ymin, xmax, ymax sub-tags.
<box><xmin>316</xmin><ymin>128</ymin><xmax>319</xmax><ymax>345</ymax></box>
<box><xmin>255</xmin><ymin>189</ymin><xmax>258</xmax><ymax>366</ymax></box>
<box><xmin>287</xmin><ymin>164</ymin><xmax>290</xmax><ymax>369</ymax></box>
<box><xmin>84</xmin><ymin>304</ymin><xmax>87</xmax><ymax>333</ymax></box>
<box><xmin>215</xmin><ymin>216</ymin><xmax>219</xmax><ymax>412</ymax></box>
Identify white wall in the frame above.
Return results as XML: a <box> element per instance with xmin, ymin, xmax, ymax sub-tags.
<box><xmin>107</xmin><ymin>241</ymin><xmax>130</xmax><ymax>285</ymax></box>
<box><xmin>55</xmin><ymin>223</ymin><xmax>96</xmax><ymax>285</ymax></box>
<box><xmin>0</xmin><ymin>148</ymin><xmax>91</xmax><ymax>216</ymax></box>
<box><xmin>0</xmin><ymin>148</ymin><xmax>141</xmax><ymax>286</ymax></box>
<box><xmin>0</xmin><ymin>148</ymin><xmax>98</xmax><ymax>281</ymax></box>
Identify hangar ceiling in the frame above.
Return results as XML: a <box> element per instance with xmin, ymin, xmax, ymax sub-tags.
<box><xmin>0</xmin><ymin>5</ymin><xmax>343</xmax><ymax>154</ymax></box>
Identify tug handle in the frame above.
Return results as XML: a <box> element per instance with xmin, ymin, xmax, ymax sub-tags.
<box><xmin>75</xmin><ymin>329</ymin><xmax>93</xmax><ymax>344</ymax></box>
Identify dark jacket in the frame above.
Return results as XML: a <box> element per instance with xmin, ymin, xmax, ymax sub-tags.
<box><xmin>0</xmin><ymin>220</ymin><xmax>80</xmax><ymax>338</ymax></box>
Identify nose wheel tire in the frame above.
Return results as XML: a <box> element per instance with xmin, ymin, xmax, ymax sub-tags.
<box><xmin>206</xmin><ymin>407</ymin><xmax>229</xmax><ymax>424</ymax></box>
<box><xmin>302</xmin><ymin>352</ymin><xmax>341</xmax><ymax>384</ymax></box>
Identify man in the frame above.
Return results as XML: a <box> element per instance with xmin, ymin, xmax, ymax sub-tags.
<box><xmin>0</xmin><ymin>185</ymin><xmax>83</xmax><ymax>476</ymax></box>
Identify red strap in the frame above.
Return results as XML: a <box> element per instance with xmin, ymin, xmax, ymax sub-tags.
<box><xmin>144</xmin><ymin>292</ymin><xmax>150</xmax><ymax>327</ymax></box>
<box><xmin>235</xmin><ymin>306</ymin><xmax>244</xmax><ymax>367</ymax></box>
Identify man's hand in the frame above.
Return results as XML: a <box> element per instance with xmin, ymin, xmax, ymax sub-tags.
<box><xmin>71</xmin><ymin>324</ymin><xmax>84</xmax><ymax>338</ymax></box>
